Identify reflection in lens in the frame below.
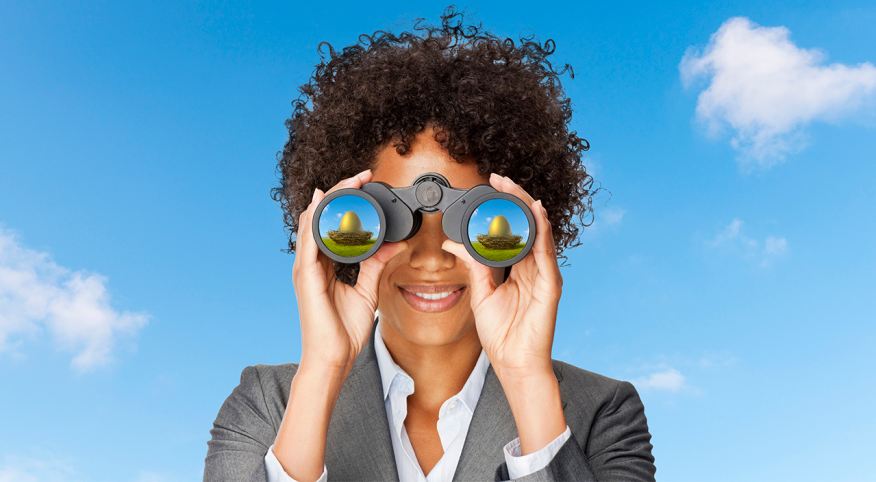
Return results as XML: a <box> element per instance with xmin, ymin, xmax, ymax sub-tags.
<box><xmin>318</xmin><ymin>195</ymin><xmax>381</xmax><ymax>257</ymax></box>
<box><xmin>468</xmin><ymin>199</ymin><xmax>531</xmax><ymax>262</ymax></box>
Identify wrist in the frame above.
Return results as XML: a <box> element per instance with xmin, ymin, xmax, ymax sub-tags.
<box><xmin>299</xmin><ymin>343</ymin><xmax>359</xmax><ymax>377</ymax></box>
<box><xmin>497</xmin><ymin>368</ymin><xmax>566</xmax><ymax>456</ymax></box>
<box><xmin>274</xmin><ymin>363</ymin><xmax>345</xmax><ymax>482</ymax></box>
<box><xmin>297</xmin><ymin>357</ymin><xmax>352</xmax><ymax>386</ymax></box>
<box><xmin>493</xmin><ymin>359</ymin><xmax>555</xmax><ymax>385</ymax></box>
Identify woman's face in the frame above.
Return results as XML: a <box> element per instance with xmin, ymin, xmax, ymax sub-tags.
<box><xmin>372</xmin><ymin>131</ymin><xmax>504</xmax><ymax>348</ymax></box>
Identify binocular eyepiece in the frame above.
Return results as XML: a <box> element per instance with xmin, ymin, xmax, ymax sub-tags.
<box><xmin>312</xmin><ymin>173</ymin><xmax>536</xmax><ymax>268</ymax></box>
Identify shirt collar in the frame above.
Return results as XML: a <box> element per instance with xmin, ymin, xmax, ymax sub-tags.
<box><xmin>456</xmin><ymin>347</ymin><xmax>490</xmax><ymax>414</ymax></box>
<box><xmin>373</xmin><ymin>318</ymin><xmax>491</xmax><ymax>410</ymax></box>
<box><xmin>374</xmin><ymin>318</ymin><xmax>410</xmax><ymax>400</ymax></box>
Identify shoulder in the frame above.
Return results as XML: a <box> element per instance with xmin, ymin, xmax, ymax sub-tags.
<box><xmin>550</xmin><ymin>359</ymin><xmax>655</xmax><ymax>476</ymax></box>
<box><xmin>238</xmin><ymin>362</ymin><xmax>300</xmax><ymax>408</ymax></box>
<box><xmin>240</xmin><ymin>362</ymin><xmax>299</xmax><ymax>393</ymax></box>
<box><xmin>215</xmin><ymin>363</ymin><xmax>300</xmax><ymax>432</ymax></box>
<box><xmin>550</xmin><ymin>359</ymin><xmax>636</xmax><ymax>409</ymax></box>
<box><xmin>550</xmin><ymin>358</ymin><xmax>646</xmax><ymax>422</ymax></box>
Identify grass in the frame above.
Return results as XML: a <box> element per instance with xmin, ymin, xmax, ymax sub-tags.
<box><xmin>322</xmin><ymin>238</ymin><xmax>377</xmax><ymax>257</ymax></box>
<box><xmin>470</xmin><ymin>242</ymin><xmax>526</xmax><ymax>262</ymax></box>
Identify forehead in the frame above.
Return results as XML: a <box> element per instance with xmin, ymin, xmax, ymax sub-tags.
<box><xmin>371</xmin><ymin>131</ymin><xmax>488</xmax><ymax>189</ymax></box>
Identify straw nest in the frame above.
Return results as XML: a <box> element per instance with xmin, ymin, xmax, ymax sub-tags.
<box><xmin>327</xmin><ymin>230</ymin><xmax>374</xmax><ymax>246</ymax></box>
<box><xmin>475</xmin><ymin>234</ymin><xmax>523</xmax><ymax>250</ymax></box>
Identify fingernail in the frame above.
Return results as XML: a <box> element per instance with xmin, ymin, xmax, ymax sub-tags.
<box><xmin>312</xmin><ymin>189</ymin><xmax>319</xmax><ymax>203</ymax></box>
<box><xmin>490</xmin><ymin>173</ymin><xmax>501</xmax><ymax>181</ymax></box>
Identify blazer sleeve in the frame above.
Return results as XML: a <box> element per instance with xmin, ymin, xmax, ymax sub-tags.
<box><xmin>204</xmin><ymin>366</ymin><xmax>277</xmax><ymax>482</ymax></box>
<box><xmin>495</xmin><ymin>381</ymin><xmax>656</xmax><ymax>482</ymax></box>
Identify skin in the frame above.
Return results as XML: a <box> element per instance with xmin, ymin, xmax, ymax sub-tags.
<box><xmin>274</xmin><ymin>129</ymin><xmax>566</xmax><ymax>481</ymax></box>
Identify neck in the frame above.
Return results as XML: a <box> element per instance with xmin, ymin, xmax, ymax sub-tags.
<box><xmin>379</xmin><ymin>320</ymin><xmax>482</xmax><ymax>413</ymax></box>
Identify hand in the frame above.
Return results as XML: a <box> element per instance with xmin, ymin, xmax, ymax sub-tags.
<box><xmin>442</xmin><ymin>173</ymin><xmax>562</xmax><ymax>379</ymax></box>
<box><xmin>293</xmin><ymin>169</ymin><xmax>408</xmax><ymax>374</ymax></box>
<box><xmin>442</xmin><ymin>173</ymin><xmax>566</xmax><ymax>455</ymax></box>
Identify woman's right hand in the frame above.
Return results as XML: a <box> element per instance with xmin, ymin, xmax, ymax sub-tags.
<box><xmin>292</xmin><ymin>169</ymin><xmax>408</xmax><ymax>375</ymax></box>
<box><xmin>275</xmin><ymin>169</ymin><xmax>406</xmax><ymax>481</ymax></box>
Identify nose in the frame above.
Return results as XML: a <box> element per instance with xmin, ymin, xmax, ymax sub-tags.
<box><xmin>407</xmin><ymin>212</ymin><xmax>456</xmax><ymax>272</ymax></box>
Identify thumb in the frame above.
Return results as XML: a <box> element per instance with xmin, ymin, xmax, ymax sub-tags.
<box><xmin>441</xmin><ymin>240</ymin><xmax>497</xmax><ymax>303</ymax></box>
<box><xmin>355</xmin><ymin>241</ymin><xmax>409</xmax><ymax>303</ymax></box>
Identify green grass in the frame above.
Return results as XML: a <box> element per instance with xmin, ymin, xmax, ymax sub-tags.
<box><xmin>470</xmin><ymin>242</ymin><xmax>526</xmax><ymax>261</ymax></box>
<box><xmin>322</xmin><ymin>238</ymin><xmax>377</xmax><ymax>257</ymax></box>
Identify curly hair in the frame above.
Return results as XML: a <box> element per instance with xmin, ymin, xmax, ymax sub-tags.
<box><xmin>272</xmin><ymin>6</ymin><xmax>594</xmax><ymax>285</ymax></box>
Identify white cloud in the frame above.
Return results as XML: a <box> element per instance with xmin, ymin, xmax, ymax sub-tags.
<box><xmin>601</xmin><ymin>207</ymin><xmax>625</xmax><ymax>225</ymax></box>
<box><xmin>681</xmin><ymin>17</ymin><xmax>876</xmax><ymax>167</ymax></box>
<box><xmin>632</xmin><ymin>368</ymin><xmax>685</xmax><ymax>392</ymax></box>
<box><xmin>0</xmin><ymin>452</ymin><xmax>77</xmax><ymax>482</ymax></box>
<box><xmin>0</xmin><ymin>451</ymin><xmax>177</xmax><ymax>482</ymax></box>
<box><xmin>578</xmin><ymin>204</ymin><xmax>624</xmax><ymax>241</ymax></box>
<box><xmin>582</xmin><ymin>156</ymin><xmax>599</xmax><ymax>178</ymax></box>
<box><xmin>0</xmin><ymin>227</ymin><xmax>148</xmax><ymax>371</ymax></box>
<box><xmin>707</xmin><ymin>219</ymin><xmax>787</xmax><ymax>266</ymax></box>
<box><xmin>710</xmin><ymin>219</ymin><xmax>754</xmax><ymax>248</ymax></box>
<box><xmin>763</xmin><ymin>235</ymin><xmax>788</xmax><ymax>256</ymax></box>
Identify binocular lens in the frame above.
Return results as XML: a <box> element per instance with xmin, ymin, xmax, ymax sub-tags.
<box><xmin>467</xmin><ymin>199</ymin><xmax>533</xmax><ymax>263</ymax></box>
<box><xmin>316</xmin><ymin>194</ymin><xmax>382</xmax><ymax>259</ymax></box>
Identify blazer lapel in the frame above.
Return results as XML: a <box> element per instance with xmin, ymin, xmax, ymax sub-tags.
<box><xmin>452</xmin><ymin>365</ymin><xmax>519</xmax><ymax>481</ymax></box>
<box><xmin>453</xmin><ymin>362</ymin><xmax>569</xmax><ymax>481</ymax></box>
<box><xmin>324</xmin><ymin>322</ymin><xmax>400</xmax><ymax>482</ymax></box>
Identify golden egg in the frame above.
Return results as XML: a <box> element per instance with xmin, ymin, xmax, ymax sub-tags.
<box><xmin>338</xmin><ymin>211</ymin><xmax>364</xmax><ymax>232</ymax></box>
<box><xmin>487</xmin><ymin>215</ymin><xmax>512</xmax><ymax>236</ymax></box>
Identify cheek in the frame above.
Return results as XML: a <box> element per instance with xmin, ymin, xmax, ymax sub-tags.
<box><xmin>376</xmin><ymin>254</ymin><xmax>406</xmax><ymax>308</ymax></box>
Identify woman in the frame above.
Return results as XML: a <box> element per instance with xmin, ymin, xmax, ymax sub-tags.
<box><xmin>205</xmin><ymin>8</ymin><xmax>656</xmax><ymax>482</ymax></box>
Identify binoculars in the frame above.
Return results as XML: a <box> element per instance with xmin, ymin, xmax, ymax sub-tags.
<box><xmin>312</xmin><ymin>172</ymin><xmax>536</xmax><ymax>268</ymax></box>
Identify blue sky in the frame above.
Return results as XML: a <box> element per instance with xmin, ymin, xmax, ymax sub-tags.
<box><xmin>1</xmin><ymin>1</ymin><xmax>874</xmax><ymax>480</ymax></box>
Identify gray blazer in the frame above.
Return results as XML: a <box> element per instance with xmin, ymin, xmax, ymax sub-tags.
<box><xmin>204</xmin><ymin>323</ymin><xmax>656</xmax><ymax>481</ymax></box>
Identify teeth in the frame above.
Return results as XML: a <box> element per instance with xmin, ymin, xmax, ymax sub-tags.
<box><xmin>412</xmin><ymin>291</ymin><xmax>454</xmax><ymax>301</ymax></box>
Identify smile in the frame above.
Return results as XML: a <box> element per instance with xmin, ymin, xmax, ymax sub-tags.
<box><xmin>411</xmin><ymin>291</ymin><xmax>455</xmax><ymax>300</ymax></box>
<box><xmin>398</xmin><ymin>285</ymin><xmax>466</xmax><ymax>313</ymax></box>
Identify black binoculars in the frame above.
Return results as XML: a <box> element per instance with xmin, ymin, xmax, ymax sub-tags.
<box><xmin>312</xmin><ymin>172</ymin><xmax>536</xmax><ymax>268</ymax></box>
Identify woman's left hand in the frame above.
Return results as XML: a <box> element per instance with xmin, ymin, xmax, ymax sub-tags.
<box><xmin>442</xmin><ymin>173</ymin><xmax>566</xmax><ymax>455</ymax></box>
<box><xmin>442</xmin><ymin>172</ymin><xmax>562</xmax><ymax>381</ymax></box>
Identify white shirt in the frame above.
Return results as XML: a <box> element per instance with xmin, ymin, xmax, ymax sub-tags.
<box><xmin>265</xmin><ymin>320</ymin><xmax>571</xmax><ymax>482</ymax></box>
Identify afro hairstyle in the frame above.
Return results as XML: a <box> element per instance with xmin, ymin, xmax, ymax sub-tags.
<box><xmin>272</xmin><ymin>6</ymin><xmax>595</xmax><ymax>285</ymax></box>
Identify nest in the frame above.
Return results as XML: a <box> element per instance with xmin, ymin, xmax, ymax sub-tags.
<box><xmin>475</xmin><ymin>234</ymin><xmax>523</xmax><ymax>250</ymax></box>
<box><xmin>327</xmin><ymin>230</ymin><xmax>374</xmax><ymax>246</ymax></box>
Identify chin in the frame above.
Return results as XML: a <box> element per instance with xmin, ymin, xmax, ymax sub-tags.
<box><xmin>380</xmin><ymin>303</ymin><xmax>476</xmax><ymax>347</ymax></box>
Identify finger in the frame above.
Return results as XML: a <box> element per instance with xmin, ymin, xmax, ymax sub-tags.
<box><xmin>296</xmin><ymin>188</ymin><xmax>326</xmax><ymax>269</ymax></box>
<box><xmin>355</xmin><ymin>241</ymin><xmax>409</xmax><ymax>305</ymax></box>
<box><xmin>529</xmin><ymin>200</ymin><xmax>562</xmax><ymax>296</ymax></box>
<box><xmin>490</xmin><ymin>172</ymin><xmax>536</xmax><ymax>205</ymax></box>
<box><xmin>309</xmin><ymin>169</ymin><xmax>373</xmax><ymax>279</ymax></box>
<box><xmin>325</xmin><ymin>169</ymin><xmax>373</xmax><ymax>195</ymax></box>
<box><xmin>441</xmin><ymin>239</ymin><xmax>497</xmax><ymax>303</ymax></box>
